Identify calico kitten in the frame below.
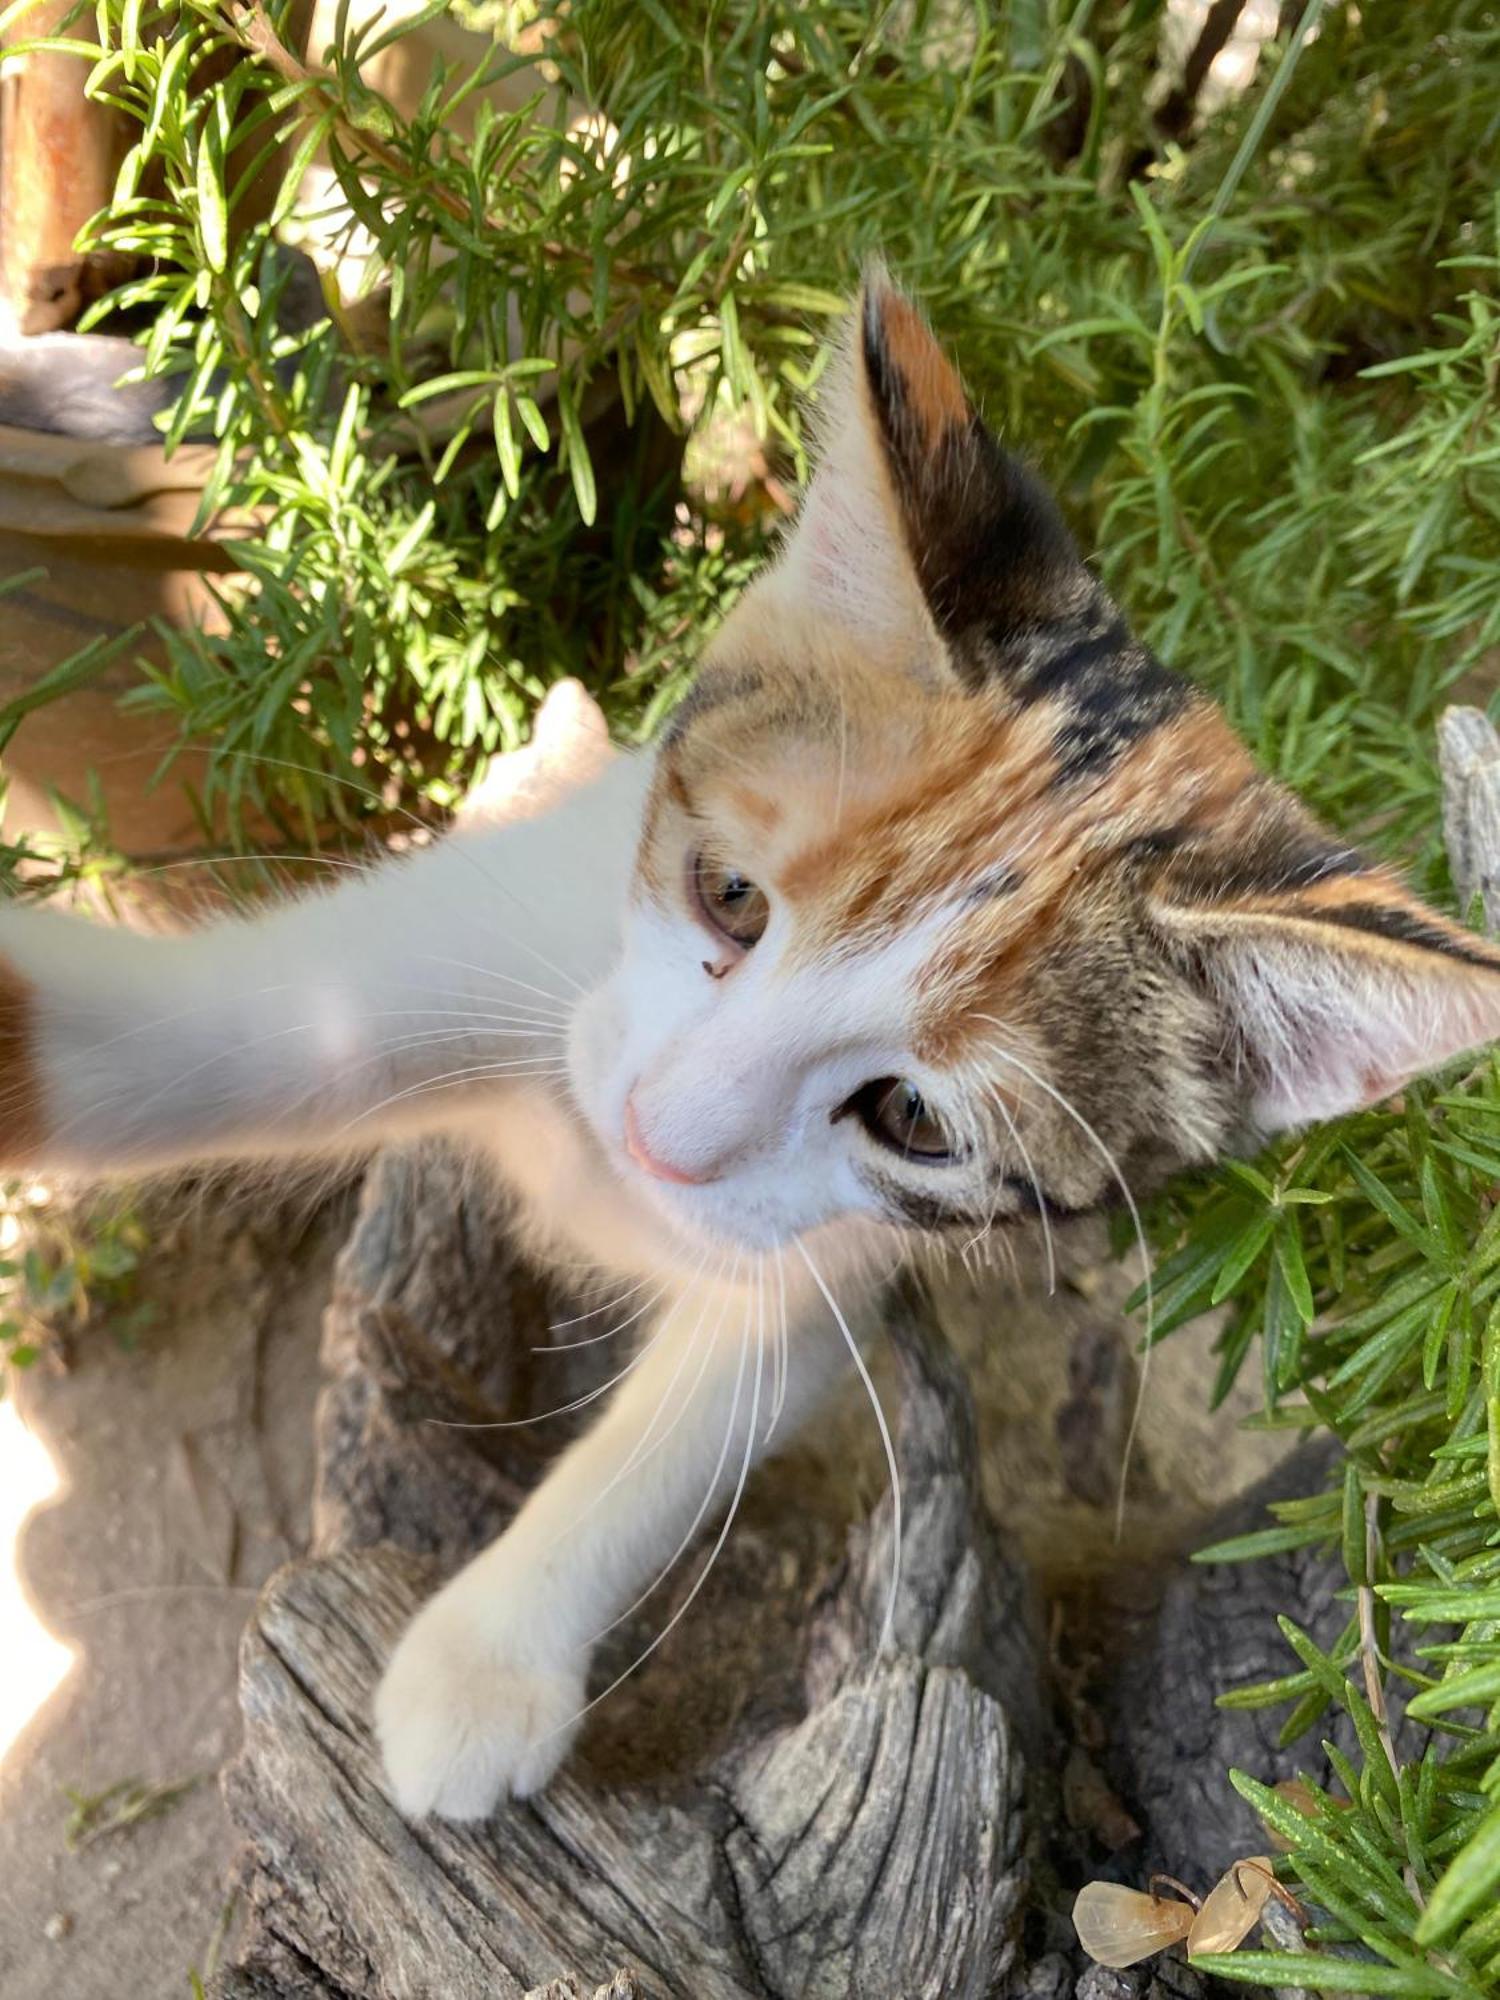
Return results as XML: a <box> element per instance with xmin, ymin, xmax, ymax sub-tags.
<box><xmin>1</xmin><ymin>274</ymin><xmax>1496</xmax><ymax>1821</ymax></box>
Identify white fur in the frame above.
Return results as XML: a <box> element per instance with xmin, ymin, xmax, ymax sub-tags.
<box><xmin>0</xmin><ymin>753</ymin><xmax>649</xmax><ymax>1173</ymax></box>
<box><xmin>757</xmin><ymin>334</ymin><xmax>943</xmax><ymax>671</ymax></box>
<box><xmin>0</xmin><ymin>742</ymin><xmax>930</xmax><ymax>1819</ymax></box>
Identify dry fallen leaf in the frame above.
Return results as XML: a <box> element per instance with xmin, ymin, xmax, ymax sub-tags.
<box><xmin>1071</xmin><ymin>1881</ymin><xmax>1196</xmax><ymax>1968</ymax></box>
<box><xmin>1187</xmin><ymin>1857</ymin><xmax>1275</xmax><ymax>1956</ymax></box>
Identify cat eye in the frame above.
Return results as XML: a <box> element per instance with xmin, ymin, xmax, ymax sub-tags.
<box><xmin>846</xmin><ymin>1078</ymin><xmax>954</xmax><ymax>1162</ymax></box>
<box><xmin>692</xmin><ymin>853</ymin><xmax>770</xmax><ymax>949</ymax></box>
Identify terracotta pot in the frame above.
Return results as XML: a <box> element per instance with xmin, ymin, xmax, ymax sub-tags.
<box><xmin>0</xmin><ymin>1</ymin><xmax>128</xmax><ymax>333</ymax></box>
<box><xmin>0</xmin><ymin>422</ymin><xmax>244</xmax><ymax>882</ymax></box>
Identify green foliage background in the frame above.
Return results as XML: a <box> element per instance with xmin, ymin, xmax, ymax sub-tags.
<box><xmin>2</xmin><ymin>0</ymin><xmax>1500</xmax><ymax>1986</ymax></box>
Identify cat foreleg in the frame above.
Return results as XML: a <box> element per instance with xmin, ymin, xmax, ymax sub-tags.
<box><xmin>373</xmin><ymin>1271</ymin><xmax>843</xmax><ymax>1818</ymax></box>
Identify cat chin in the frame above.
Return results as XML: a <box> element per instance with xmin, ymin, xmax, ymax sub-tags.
<box><xmin>624</xmin><ymin>1163</ymin><xmax>871</xmax><ymax>1259</ymax></box>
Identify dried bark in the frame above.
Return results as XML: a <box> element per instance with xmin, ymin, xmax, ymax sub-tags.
<box><xmin>1439</xmin><ymin>706</ymin><xmax>1500</xmax><ymax>935</ymax></box>
<box><xmin>1092</xmin><ymin>1444</ymin><xmax>1347</xmax><ymax>1886</ymax></box>
<box><xmin>217</xmin><ymin>1147</ymin><xmax>1036</xmax><ymax>1999</ymax></box>
<box><xmin>212</xmin><ymin>1139</ymin><xmax>1328</xmax><ymax>1999</ymax></box>
<box><xmin>1156</xmin><ymin>0</ymin><xmax>1251</xmax><ymax>142</ymax></box>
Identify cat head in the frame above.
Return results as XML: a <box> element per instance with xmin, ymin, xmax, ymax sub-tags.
<box><xmin>578</xmin><ymin>272</ymin><xmax>1500</xmax><ymax>1253</ymax></box>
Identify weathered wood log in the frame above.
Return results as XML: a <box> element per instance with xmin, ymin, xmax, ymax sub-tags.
<box><xmin>0</xmin><ymin>0</ymin><xmax>315</xmax><ymax>336</ymax></box>
<box><xmin>217</xmin><ymin>1146</ymin><xmax>1036</xmax><ymax>1999</ymax></box>
<box><xmin>1438</xmin><ymin>706</ymin><xmax>1500</xmax><ymax>935</ymax></box>
<box><xmin>210</xmin><ymin>1143</ymin><xmax>1339</xmax><ymax>1999</ymax></box>
<box><xmin>1093</xmin><ymin>1444</ymin><xmax>1347</xmax><ymax>1885</ymax></box>
<box><xmin>1084</xmin><ymin>705</ymin><xmax>1500</xmax><ymax>1895</ymax></box>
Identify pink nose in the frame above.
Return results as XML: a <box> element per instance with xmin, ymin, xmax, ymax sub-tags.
<box><xmin>623</xmin><ymin>1097</ymin><xmax>712</xmax><ymax>1186</ymax></box>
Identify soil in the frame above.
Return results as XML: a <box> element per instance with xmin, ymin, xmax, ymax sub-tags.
<box><xmin>0</xmin><ymin>1186</ymin><xmax>350</xmax><ymax>2000</ymax></box>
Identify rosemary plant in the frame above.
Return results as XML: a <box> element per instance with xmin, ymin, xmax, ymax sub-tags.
<box><xmin>1</xmin><ymin>0</ymin><xmax>1498</xmax><ymax>1984</ymax></box>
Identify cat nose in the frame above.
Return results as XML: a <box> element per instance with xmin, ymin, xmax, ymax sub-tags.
<box><xmin>623</xmin><ymin>1096</ymin><xmax>717</xmax><ymax>1186</ymax></box>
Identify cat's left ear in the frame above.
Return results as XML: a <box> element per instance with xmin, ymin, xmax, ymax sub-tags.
<box><xmin>1153</xmin><ymin>857</ymin><xmax>1500</xmax><ymax>1133</ymax></box>
<box><xmin>766</xmin><ymin>268</ymin><xmax>1086</xmax><ymax>668</ymax></box>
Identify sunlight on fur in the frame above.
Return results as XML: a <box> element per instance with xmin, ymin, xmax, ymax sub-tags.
<box><xmin>3</xmin><ymin>274</ymin><xmax>1500</xmax><ymax>1821</ymax></box>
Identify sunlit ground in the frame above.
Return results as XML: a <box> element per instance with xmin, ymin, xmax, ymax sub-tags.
<box><xmin>0</xmin><ymin>1398</ymin><xmax>76</xmax><ymax>1767</ymax></box>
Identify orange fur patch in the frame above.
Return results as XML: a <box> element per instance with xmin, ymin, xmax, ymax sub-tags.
<box><xmin>0</xmin><ymin>959</ymin><xmax>42</xmax><ymax>1161</ymax></box>
<box><xmin>872</xmin><ymin>288</ymin><xmax>970</xmax><ymax>446</ymax></box>
<box><xmin>726</xmin><ymin>786</ymin><xmax>781</xmax><ymax>836</ymax></box>
<box><xmin>647</xmin><ymin>552</ymin><xmax>1498</xmax><ymax>1100</ymax></box>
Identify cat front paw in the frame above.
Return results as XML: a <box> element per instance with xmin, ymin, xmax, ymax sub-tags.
<box><xmin>373</xmin><ymin>1593</ymin><xmax>587</xmax><ymax>1821</ymax></box>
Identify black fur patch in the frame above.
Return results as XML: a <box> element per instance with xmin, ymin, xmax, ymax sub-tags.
<box><xmin>914</xmin><ymin>427</ymin><xmax>1086</xmax><ymax>671</ymax></box>
<box><xmin>999</xmin><ymin>1176</ymin><xmax>1094</xmax><ymax>1222</ymax></box>
<box><xmin>862</xmin><ymin>303</ymin><xmax>1193</xmax><ymax>779</ymax></box>
<box><xmin>965</xmin><ymin>863</ymin><xmax>1025</xmax><ymax>904</ymax></box>
<box><xmin>1126</xmin><ymin>825</ymin><xmax>1193</xmax><ymax>862</ymax></box>
<box><xmin>866</xmin><ymin>1174</ymin><xmax>976</xmax><ymax>1232</ymax></box>
<box><xmin>1291</xmin><ymin>899</ymin><xmax>1499</xmax><ymax>968</ymax></box>
<box><xmin>1168</xmin><ymin>813</ymin><xmax>1372</xmax><ymax>900</ymax></box>
<box><xmin>1046</xmin><ymin>644</ymin><xmax>1195</xmax><ymax>783</ymax></box>
<box><xmin>861</xmin><ymin>299</ymin><xmax>1081</xmax><ymax>650</ymax></box>
<box><xmin>1018</xmin><ymin>622</ymin><xmax>1133</xmax><ymax>699</ymax></box>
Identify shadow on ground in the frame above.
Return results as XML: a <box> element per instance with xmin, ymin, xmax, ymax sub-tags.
<box><xmin>0</xmin><ymin>1189</ymin><xmax>348</xmax><ymax>1998</ymax></box>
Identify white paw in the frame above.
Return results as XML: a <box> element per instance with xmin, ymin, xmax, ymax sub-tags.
<box><xmin>373</xmin><ymin>1591</ymin><xmax>587</xmax><ymax>1821</ymax></box>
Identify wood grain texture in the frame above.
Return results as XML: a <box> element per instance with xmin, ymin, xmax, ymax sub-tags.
<box><xmin>215</xmin><ymin>1145</ymin><xmax>1034</xmax><ymax>1998</ymax></box>
<box><xmin>0</xmin><ymin>954</ymin><xmax>42</xmax><ymax>1161</ymax></box>
<box><xmin>204</xmin><ymin>1165</ymin><xmax>1356</xmax><ymax>2000</ymax></box>
<box><xmin>0</xmin><ymin>0</ymin><xmax>123</xmax><ymax>333</ymax></box>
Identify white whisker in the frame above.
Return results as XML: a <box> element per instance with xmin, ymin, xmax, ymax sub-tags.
<box><xmin>215</xmin><ymin>748</ymin><xmax>590</xmax><ymax>999</ymax></box>
<box><xmin>767</xmin><ymin>1250</ymin><xmax>790</xmax><ymax>1444</ymax></box>
<box><xmin>545</xmin><ymin>1275</ymin><xmax>654</xmax><ymax>1334</ymax></box>
<box><xmin>973</xmin><ymin>1017</ymin><xmax>1154</xmax><ymax>1539</ymax></box>
<box><xmin>336</xmin><ymin>1057</ymin><xmax>569</xmax><ymax>1134</ymax></box>
<box><xmin>129</xmin><ymin>851</ymin><xmax>379</xmax><ymax>883</ymax></box>
<box><xmin>412</xmin><ymin>952</ymin><xmax>578</xmax><ymax>1014</ymax></box>
<box><xmin>361</xmin><ymin>999</ymin><xmax>572</xmax><ymax>1029</ymax></box>
<box><xmin>548</xmin><ymin>1255</ymin><xmax>735</xmax><ymax>1555</ymax></box>
<box><xmin>558</xmin><ymin>1286</ymin><xmax>763</xmax><ymax>1728</ymax></box>
<box><xmin>359</xmin><ymin>1027</ymin><xmax>566</xmax><ymax>1059</ymax></box>
<box><xmin>977</xmin><ymin>1080</ymin><xmax>1056</xmax><ymax>1294</ymax></box>
<box><xmin>542</xmin><ymin>1281</ymin><xmax>673</xmax><ymax>1354</ymax></box>
<box><xmin>796</xmin><ymin>1238</ymin><xmax>901</xmax><ymax>1657</ymax></box>
<box><xmin>427</xmin><ymin>1296</ymin><xmax>677</xmax><ymax>1431</ymax></box>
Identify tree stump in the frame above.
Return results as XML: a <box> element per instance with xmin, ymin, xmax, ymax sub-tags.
<box><xmin>215</xmin><ymin>1144</ymin><xmax>1039</xmax><ymax>1999</ymax></box>
<box><xmin>209</xmin><ymin>1144</ymin><xmax>1340</xmax><ymax>2000</ymax></box>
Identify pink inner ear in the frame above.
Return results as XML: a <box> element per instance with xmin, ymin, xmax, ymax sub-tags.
<box><xmin>1224</xmin><ymin>938</ymin><xmax>1500</xmax><ymax>1136</ymax></box>
<box><xmin>773</xmin><ymin>453</ymin><xmax>933</xmax><ymax>654</ymax></box>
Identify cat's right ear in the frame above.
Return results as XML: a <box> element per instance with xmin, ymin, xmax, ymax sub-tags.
<box><xmin>758</xmin><ymin>271</ymin><xmax>951</xmax><ymax>668</ymax></box>
<box><xmin>763</xmin><ymin>270</ymin><xmax>1088</xmax><ymax>678</ymax></box>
